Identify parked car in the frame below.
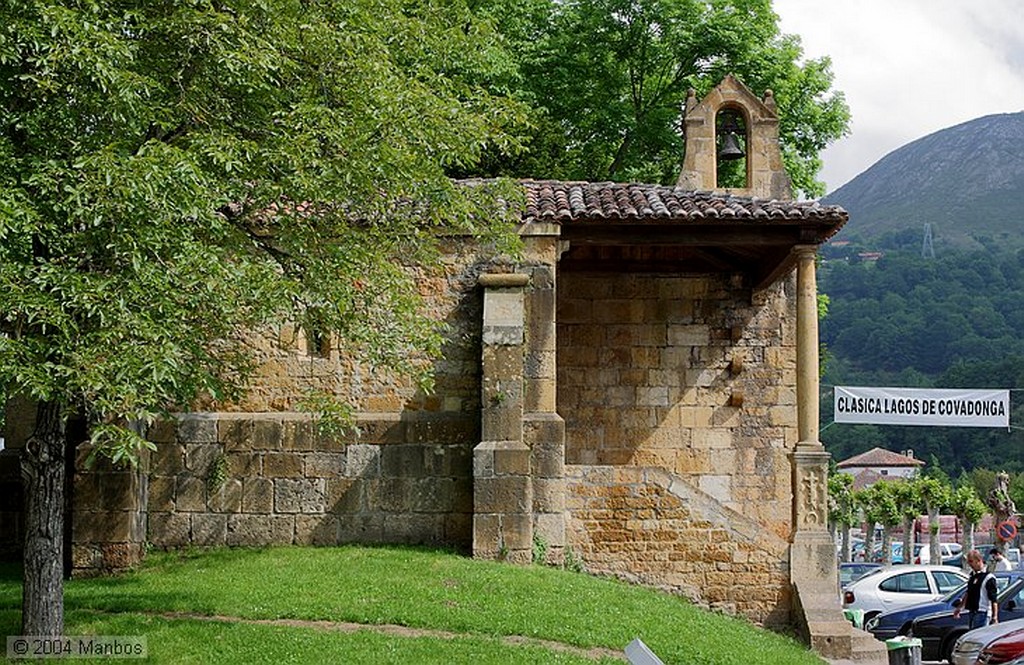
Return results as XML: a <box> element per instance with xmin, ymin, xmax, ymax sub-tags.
<box><xmin>909</xmin><ymin>576</ymin><xmax>1024</xmax><ymax>662</ymax></box>
<box><xmin>914</xmin><ymin>542</ymin><xmax>964</xmax><ymax>566</ymax></box>
<box><xmin>840</xmin><ymin>562</ymin><xmax>882</xmax><ymax>591</ymax></box>
<box><xmin>977</xmin><ymin>624</ymin><xmax>1024</xmax><ymax>665</ymax></box>
<box><xmin>977</xmin><ymin>544</ymin><xmax>1023</xmax><ymax>570</ymax></box>
<box><xmin>866</xmin><ymin>571</ymin><xmax>1024</xmax><ymax>642</ymax></box>
<box><xmin>949</xmin><ymin>618</ymin><xmax>1024</xmax><ymax>665</ymax></box>
<box><xmin>842</xmin><ymin>564</ymin><xmax>967</xmax><ymax>622</ymax></box>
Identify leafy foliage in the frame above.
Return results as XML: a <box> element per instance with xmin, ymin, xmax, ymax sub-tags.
<box><xmin>0</xmin><ymin>0</ymin><xmax>527</xmax><ymax>457</ymax></box>
<box><xmin>467</xmin><ymin>0</ymin><xmax>849</xmax><ymax>196</ymax></box>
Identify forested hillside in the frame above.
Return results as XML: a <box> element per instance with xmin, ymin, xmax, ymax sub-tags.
<box><xmin>818</xmin><ymin>247</ymin><xmax>1024</xmax><ymax>474</ymax></box>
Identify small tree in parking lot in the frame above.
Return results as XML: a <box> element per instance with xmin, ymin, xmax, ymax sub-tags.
<box><xmin>918</xmin><ymin>477</ymin><xmax>952</xmax><ymax>565</ymax></box>
<box><xmin>893</xmin><ymin>480</ymin><xmax>923</xmax><ymax>565</ymax></box>
<box><xmin>829</xmin><ymin>471</ymin><xmax>857</xmax><ymax>562</ymax></box>
<box><xmin>950</xmin><ymin>485</ymin><xmax>988</xmax><ymax>561</ymax></box>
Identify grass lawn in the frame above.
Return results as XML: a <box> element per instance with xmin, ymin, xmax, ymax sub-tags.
<box><xmin>0</xmin><ymin>546</ymin><xmax>826</xmax><ymax>664</ymax></box>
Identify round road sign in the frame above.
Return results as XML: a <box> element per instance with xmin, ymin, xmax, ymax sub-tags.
<box><xmin>998</xmin><ymin>520</ymin><xmax>1018</xmax><ymax>541</ymax></box>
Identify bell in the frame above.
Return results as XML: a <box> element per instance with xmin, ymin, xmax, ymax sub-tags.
<box><xmin>718</xmin><ymin>132</ymin><xmax>745</xmax><ymax>161</ymax></box>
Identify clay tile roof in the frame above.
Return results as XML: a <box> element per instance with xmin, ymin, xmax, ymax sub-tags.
<box><xmin>851</xmin><ymin>469</ymin><xmax>883</xmax><ymax>491</ymax></box>
<box><xmin>520</xmin><ymin>179</ymin><xmax>847</xmax><ymax>229</ymax></box>
<box><xmin>836</xmin><ymin>447</ymin><xmax>926</xmax><ymax>469</ymax></box>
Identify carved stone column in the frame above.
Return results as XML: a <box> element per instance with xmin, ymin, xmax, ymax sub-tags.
<box><xmin>789</xmin><ymin>245</ymin><xmax>849</xmax><ymax>658</ymax></box>
<box><xmin>792</xmin><ymin>243</ymin><xmax>830</xmax><ymax>536</ymax></box>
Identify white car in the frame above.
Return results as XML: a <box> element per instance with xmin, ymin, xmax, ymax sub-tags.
<box><xmin>913</xmin><ymin>542</ymin><xmax>963</xmax><ymax>565</ymax></box>
<box><xmin>842</xmin><ymin>564</ymin><xmax>968</xmax><ymax>621</ymax></box>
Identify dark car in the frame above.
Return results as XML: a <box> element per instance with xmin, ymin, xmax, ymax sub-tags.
<box><xmin>841</xmin><ymin>562</ymin><xmax>882</xmax><ymax>591</ymax></box>
<box><xmin>910</xmin><ymin>574</ymin><xmax>1024</xmax><ymax>662</ymax></box>
<box><xmin>867</xmin><ymin>571</ymin><xmax>1024</xmax><ymax>642</ymax></box>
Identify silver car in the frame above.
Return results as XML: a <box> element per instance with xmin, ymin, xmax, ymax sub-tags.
<box><xmin>951</xmin><ymin>617</ymin><xmax>1024</xmax><ymax>665</ymax></box>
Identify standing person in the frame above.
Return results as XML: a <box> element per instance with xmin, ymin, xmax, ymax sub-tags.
<box><xmin>954</xmin><ymin>549</ymin><xmax>1000</xmax><ymax>629</ymax></box>
<box><xmin>991</xmin><ymin>548</ymin><xmax>1014</xmax><ymax>572</ymax></box>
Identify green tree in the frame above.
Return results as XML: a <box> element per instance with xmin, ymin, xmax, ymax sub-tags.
<box><xmin>949</xmin><ymin>485</ymin><xmax>988</xmax><ymax>557</ymax></box>
<box><xmin>858</xmin><ymin>482</ymin><xmax>901</xmax><ymax>564</ymax></box>
<box><xmin>472</xmin><ymin>0</ymin><xmax>850</xmax><ymax>196</ymax></box>
<box><xmin>916</xmin><ymin>477</ymin><xmax>952</xmax><ymax>565</ymax></box>
<box><xmin>1</xmin><ymin>0</ymin><xmax>526</xmax><ymax>636</ymax></box>
<box><xmin>828</xmin><ymin>471</ymin><xmax>856</xmax><ymax>562</ymax></box>
<box><xmin>893</xmin><ymin>480</ymin><xmax>923</xmax><ymax>566</ymax></box>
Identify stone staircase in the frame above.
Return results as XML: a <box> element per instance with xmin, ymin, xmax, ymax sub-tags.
<box><xmin>792</xmin><ymin>580</ymin><xmax>887</xmax><ymax>664</ymax></box>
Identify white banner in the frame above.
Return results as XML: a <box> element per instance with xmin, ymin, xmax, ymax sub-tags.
<box><xmin>834</xmin><ymin>386</ymin><xmax>1010</xmax><ymax>428</ymax></box>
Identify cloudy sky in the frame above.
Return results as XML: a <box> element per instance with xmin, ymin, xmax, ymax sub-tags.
<box><xmin>773</xmin><ymin>0</ymin><xmax>1024</xmax><ymax>195</ymax></box>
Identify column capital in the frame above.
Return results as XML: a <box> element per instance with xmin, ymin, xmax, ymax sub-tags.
<box><xmin>792</xmin><ymin>244</ymin><xmax>818</xmax><ymax>260</ymax></box>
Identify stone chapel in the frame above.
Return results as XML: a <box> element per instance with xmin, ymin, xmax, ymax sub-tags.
<box><xmin>1</xmin><ymin>76</ymin><xmax>880</xmax><ymax>660</ymax></box>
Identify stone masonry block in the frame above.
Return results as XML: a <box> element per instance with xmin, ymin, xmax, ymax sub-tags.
<box><xmin>474</xmin><ymin>475</ymin><xmax>532</xmax><ymax>514</ymax></box>
<box><xmin>242</xmin><ymin>477</ymin><xmax>273</xmax><ymax>513</ymax></box>
<box><xmin>191</xmin><ymin>514</ymin><xmax>227</xmax><ymax>547</ymax></box>
<box><xmin>346</xmin><ymin>444</ymin><xmax>380</xmax><ymax>477</ymax></box>
<box><xmin>175</xmin><ymin>476</ymin><xmax>207</xmax><ymax>512</ymax></box>
<box><xmin>73</xmin><ymin>510</ymin><xmax>134</xmax><ymax>543</ymax></box>
<box><xmin>534</xmin><ymin>512</ymin><xmax>566</xmax><ymax>548</ymax></box>
<box><xmin>354</xmin><ymin>417</ymin><xmax>405</xmax><ymax>445</ymax></box>
<box><xmin>493</xmin><ymin>445</ymin><xmax>530</xmax><ymax>476</ymax></box>
<box><xmin>481</xmin><ymin>407</ymin><xmax>522</xmax><ymax>443</ymax></box>
<box><xmin>226</xmin><ymin>514</ymin><xmax>295</xmax><ymax>546</ymax></box>
<box><xmin>274</xmin><ymin>478</ymin><xmax>326</xmax><ymax>514</ymax></box>
<box><xmin>473</xmin><ymin>444</ymin><xmax>494</xmax><ymax>477</ymax></box>
<box><xmin>500</xmin><ymin>513</ymin><xmax>533</xmax><ymax>551</ymax></box>
<box><xmin>295</xmin><ymin>515</ymin><xmax>339</xmax><ymax>546</ymax></box>
<box><xmin>147</xmin><ymin>476</ymin><xmax>175</xmax><ymax>512</ymax></box>
<box><xmin>337</xmin><ymin>514</ymin><xmax>383</xmax><ymax>543</ymax></box>
<box><xmin>473</xmin><ymin>513</ymin><xmax>501</xmax><ymax>556</ymax></box>
<box><xmin>375</xmin><ymin>478</ymin><xmax>412</xmax><ymax>512</ymax></box>
<box><xmin>98</xmin><ymin>472</ymin><xmax>141</xmax><ymax>512</ymax></box>
<box><xmin>177</xmin><ymin>415</ymin><xmax>217</xmax><ymax>443</ymax></box>
<box><xmin>148</xmin><ymin>512</ymin><xmax>190</xmax><ymax>547</ymax></box>
<box><xmin>151</xmin><ymin>443</ymin><xmax>184</xmax><ymax>475</ymax></box>
<box><xmin>282</xmin><ymin>419</ymin><xmax>316</xmax><ymax>451</ymax></box>
<box><xmin>220</xmin><ymin>418</ymin><xmax>254</xmax><ymax>452</ymax></box>
<box><xmin>404</xmin><ymin>416</ymin><xmax>477</xmax><ymax>445</ymax></box>
<box><xmin>147</xmin><ymin>419</ymin><xmax>177</xmax><ymax>444</ymax></box>
<box><xmin>264</xmin><ymin>452</ymin><xmax>303</xmax><ymax>478</ymax></box>
<box><xmin>482</xmin><ymin>346</ymin><xmax>523</xmax><ymax>384</ymax></box>
<box><xmin>226</xmin><ymin>452</ymin><xmax>260</xmax><ymax>477</ymax></box>
<box><xmin>209</xmin><ymin>478</ymin><xmax>243</xmax><ymax>513</ymax></box>
<box><xmin>185</xmin><ymin>444</ymin><xmax>222</xmax><ymax>476</ymax></box>
<box><xmin>304</xmin><ymin>452</ymin><xmax>346</xmax><ymax>478</ymax></box>
<box><xmin>408</xmin><ymin>477</ymin><xmax>453</xmax><ymax>513</ymax></box>
<box><xmin>532</xmin><ymin>478</ymin><xmax>566</xmax><ymax>513</ymax></box>
<box><xmin>326</xmin><ymin>478</ymin><xmax>363</xmax><ymax>514</ymax></box>
<box><xmin>251</xmin><ymin>419</ymin><xmax>284</xmax><ymax>451</ymax></box>
<box><xmin>381</xmin><ymin>445</ymin><xmax>424</xmax><ymax>478</ymax></box>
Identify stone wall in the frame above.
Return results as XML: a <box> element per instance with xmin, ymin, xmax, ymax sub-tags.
<box><xmin>557</xmin><ymin>270</ymin><xmax>798</xmax><ymax>624</ymax></box>
<box><xmin>557</xmin><ymin>271</ymin><xmax>796</xmax><ymax>535</ymax></box>
<box><xmin>566</xmin><ymin>465</ymin><xmax>791</xmax><ymax>628</ymax></box>
<box><xmin>144</xmin><ymin>412</ymin><xmax>476</xmax><ymax>553</ymax></box>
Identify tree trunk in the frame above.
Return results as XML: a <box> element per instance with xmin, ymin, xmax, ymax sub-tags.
<box><xmin>840</xmin><ymin>524</ymin><xmax>853</xmax><ymax>563</ymax></box>
<box><xmin>21</xmin><ymin>400</ymin><xmax>66</xmax><ymax>637</ymax></box>
<box><xmin>929</xmin><ymin>506</ymin><xmax>941</xmax><ymax>565</ymax></box>
<box><xmin>902</xmin><ymin>516</ymin><xmax>914</xmax><ymax>564</ymax></box>
<box><xmin>964</xmin><ymin>518</ymin><xmax>976</xmax><ymax>569</ymax></box>
<box><xmin>864</xmin><ymin>522</ymin><xmax>877</xmax><ymax>562</ymax></box>
<box><xmin>881</xmin><ymin>528</ymin><xmax>894</xmax><ymax>565</ymax></box>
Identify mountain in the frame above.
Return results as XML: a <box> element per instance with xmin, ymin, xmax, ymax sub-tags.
<box><xmin>823</xmin><ymin>112</ymin><xmax>1024</xmax><ymax>250</ymax></box>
